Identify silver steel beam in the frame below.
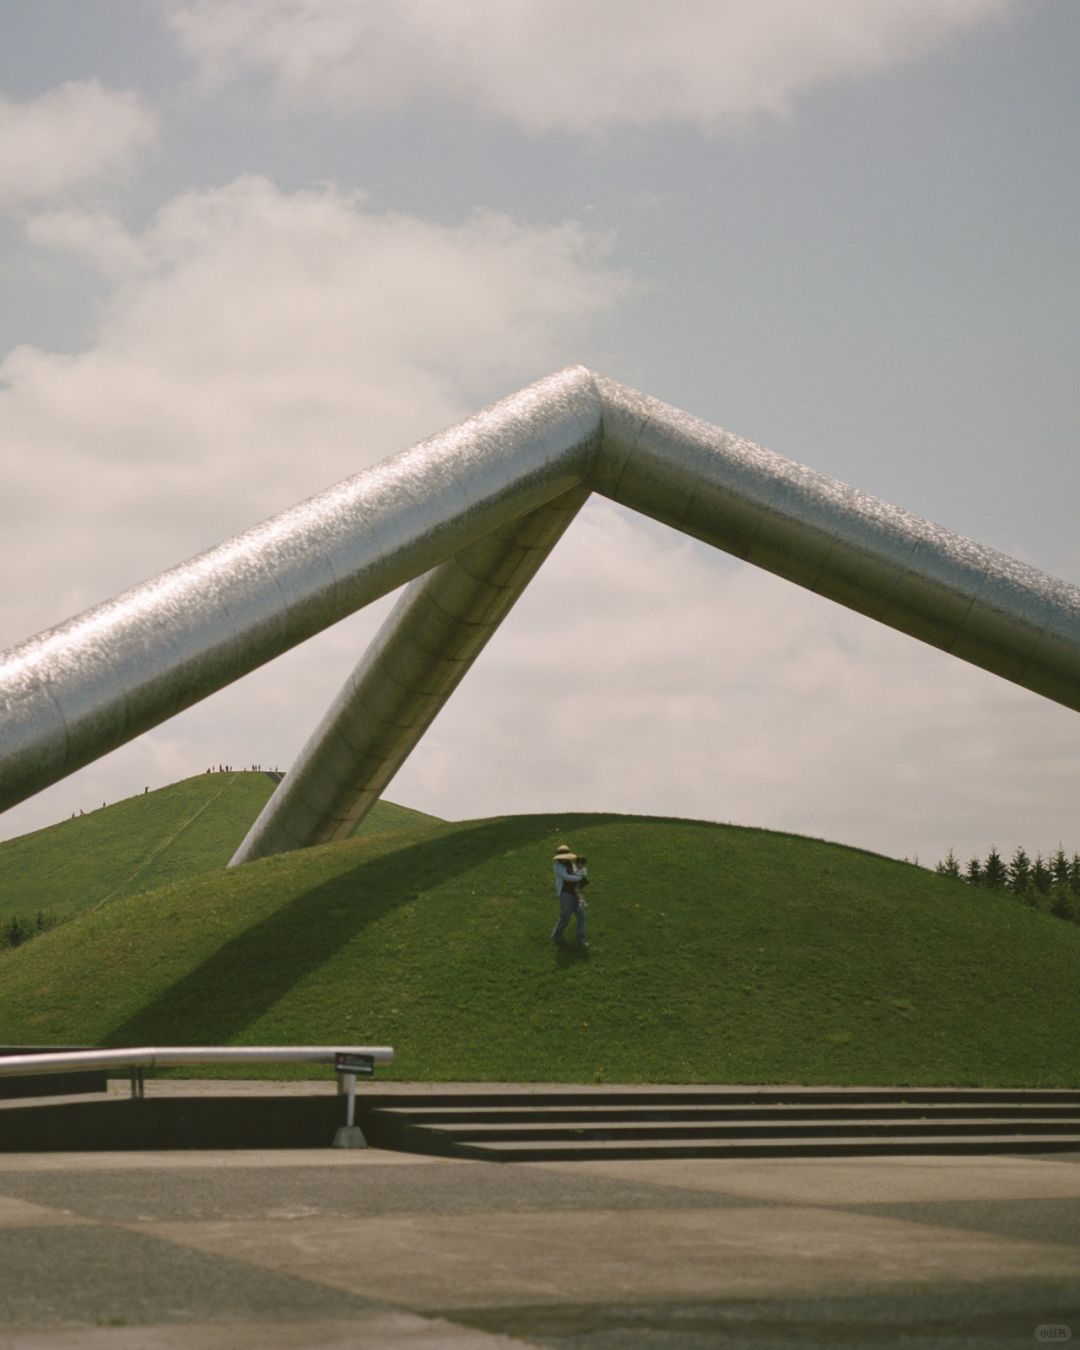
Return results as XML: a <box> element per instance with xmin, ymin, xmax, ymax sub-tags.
<box><xmin>232</xmin><ymin>486</ymin><xmax>588</xmax><ymax>862</ymax></box>
<box><xmin>2</xmin><ymin>366</ymin><xmax>1080</xmax><ymax>851</ymax></box>
<box><xmin>0</xmin><ymin>367</ymin><xmax>601</xmax><ymax>814</ymax></box>
<box><xmin>596</xmin><ymin>378</ymin><xmax>1080</xmax><ymax>710</ymax></box>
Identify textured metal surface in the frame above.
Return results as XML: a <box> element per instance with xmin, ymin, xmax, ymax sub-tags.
<box><xmin>0</xmin><ymin>366</ymin><xmax>601</xmax><ymax>814</ymax></box>
<box><xmin>3</xmin><ymin>365</ymin><xmax>1080</xmax><ymax>849</ymax></box>
<box><xmin>232</xmin><ymin>488</ymin><xmax>588</xmax><ymax>862</ymax></box>
<box><xmin>597</xmin><ymin>377</ymin><xmax>1080</xmax><ymax>711</ymax></box>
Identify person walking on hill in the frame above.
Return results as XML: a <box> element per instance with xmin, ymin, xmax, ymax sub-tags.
<box><xmin>551</xmin><ymin>843</ymin><xmax>588</xmax><ymax>949</ymax></box>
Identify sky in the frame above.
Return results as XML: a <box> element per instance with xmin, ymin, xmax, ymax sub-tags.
<box><xmin>0</xmin><ymin>0</ymin><xmax>1078</xmax><ymax>866</ymax></box>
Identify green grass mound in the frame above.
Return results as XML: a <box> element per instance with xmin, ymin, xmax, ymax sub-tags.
<box><xmin>0</xmin><ymin>773</ymin><xmax>439</xmax><ymax>926</ymax></box>
<box><xmin>1</xmin><ymin>811</ymin><xmax>1078</xmax><ymax>1086</ymax></box>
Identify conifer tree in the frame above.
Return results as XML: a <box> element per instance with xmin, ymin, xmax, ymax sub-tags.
<box><xmin>1007</xmin><ymin>846</ymin><xmax>1031</xmax><ymax>895</ymax></box>
<box><xmin>966</xmin><ymin>856</ymin><xmax>983</xmax><ymax>887</ymax></box>
<box><xmin>1051</xmin><ymin>847</ymin><xmax>1070</xmax><ymax>889</ymax></box>
<box><xmin>983</xmin><ymin>847</ymin><xmax>1007</xmax><ymax>890</ymax></box>
<box><xmin>936</xmin><ymin>849</ymin><xmax>961</xmax><ymax>879</ymax></box>
<box><xmin>1032</xmin><ymin>853</ymin><xmax>1052</xmax><ymax>895</ymax></box>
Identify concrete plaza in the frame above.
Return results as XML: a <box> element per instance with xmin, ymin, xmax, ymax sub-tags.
<box><xmin>0</xmin><ymin>1086</ymin><xmax>1077</xmax><ymax>1348</ymax></box>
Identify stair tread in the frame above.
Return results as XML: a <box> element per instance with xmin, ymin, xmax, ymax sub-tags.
<box><xmin>367</xmin><ymin>1090</ymin><xmax>1080</xmax><ymax>1107</ymax></box>
<box><xmin>364</xmin><ymin>1090</ymin><xmax>1080</xmax><ymax>1101</ymax></box>
<box><xmin>411</xmin><ymin>1115</ymin><xmax>1080</xmax><ymax>1132</ymax></box>
<box><xmin>376</xmin><ymin>1107</ymin><xmax>1080</xmax><ymax>1125</ymax></box>
<box><xmin>467</xmin><ymin>1132</ymin><xmax>1080</xmax><ymax>1152</ymax></box>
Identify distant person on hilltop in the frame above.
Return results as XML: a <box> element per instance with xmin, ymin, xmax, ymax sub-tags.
<box><xmin>551</xmin><ymin>843</ymin><xmax>588</xmax><ymax>949</ymax></box>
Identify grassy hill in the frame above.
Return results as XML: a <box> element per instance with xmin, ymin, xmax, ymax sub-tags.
<box><xmin>1</xmin><ymin>809</ymin><xmax>1078</xmax><ymax>1086</ymax></box>
<box><xmin>0</xmin><ymin>773</ymin><xmax>440</xmax><ymax>926</ymax></box>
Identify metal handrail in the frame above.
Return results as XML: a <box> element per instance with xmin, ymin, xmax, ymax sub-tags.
<box><xmin>0</xmin><ymin>1046</ymin><xmax>394</xmax><ymax>1146</ymax></box>
<box><xmin>0</xmin><ymin>1046</ymin><xmax>393</xmax><ymax>1078</ymax></box>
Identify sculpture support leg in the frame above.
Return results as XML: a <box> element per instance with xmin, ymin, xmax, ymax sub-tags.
<box><xmin>229</xmin><ymin>487</ymin><xmax>588</xmax><ymax>863</ymax></box>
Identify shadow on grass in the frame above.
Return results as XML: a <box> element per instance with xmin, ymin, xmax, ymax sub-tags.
<box><xmin>104</xmin><ymin>812</ymin><xmax>615</xmax><ymax>1046</ymax></box>
<box><xmin>553</xmin><ymin>941</ymin><xmax>589</xmax><ymax>967</ymax></box>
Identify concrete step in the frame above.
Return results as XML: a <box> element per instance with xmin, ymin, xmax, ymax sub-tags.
<box><xmin>446</xmin><ymin>1133</ymin><xmax>1080</xmax><ymax>1162</ymax></box>
<box><xmin>385</xmin><ymin>1103</ymin><xmax>1080</xmax><ymax>1126</ymax></box>
<box><xmin>365</xmin><ymin>1087</ymin><xmax>1080</xmax><ymax>1109</ymax></box>
<box><xmin>414</xmin><ymin>1116</ymin><xmax>1080</xmax><ymax>1144</ymax></box>
<box><xmin>359</xmin><ymin>1088</ymin><xmax>1080</xmax><ymax>1161</ymax></box>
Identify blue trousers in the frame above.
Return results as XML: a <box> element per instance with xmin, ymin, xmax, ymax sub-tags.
<box><xmin>552</xmin><ymin>889</ymin><xmax>586</xmax><ymax>944</ymax></box>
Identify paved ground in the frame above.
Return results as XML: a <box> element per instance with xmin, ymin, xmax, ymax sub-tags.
<box><xmin>0</xmin><ymin>1084</ymin><xmax>1077</xmax><ymax>1348</ymax></box>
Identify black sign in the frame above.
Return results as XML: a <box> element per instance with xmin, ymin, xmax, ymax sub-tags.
<box><xmin>335</xmin><ymin>1052</ymin><xmax>375</xmax><ymax>1076</ymax></box>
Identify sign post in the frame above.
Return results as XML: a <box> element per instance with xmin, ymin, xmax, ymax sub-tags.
<box><xmin>332</xmin><ymin>1052</ymin><xmax>375</xmax><ymax>1148</ymax></box>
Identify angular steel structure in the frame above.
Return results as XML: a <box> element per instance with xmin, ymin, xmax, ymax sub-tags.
<box><xmin>1</xmin><ymin>366</ymin><xmax>1078</xmax><ymax>863</ymax></box>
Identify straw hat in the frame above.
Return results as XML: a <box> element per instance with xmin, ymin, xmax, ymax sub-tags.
<box><xmin>552</xmin><ymin>843</ymin><xmax>576</xmax><ymax>860</ymax></box>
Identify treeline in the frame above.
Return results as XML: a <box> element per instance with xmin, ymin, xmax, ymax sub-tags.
<box><xmin>936</xmin><ymin>846</ymin><xmax>1080</xmax><ymax>923</ymax></box>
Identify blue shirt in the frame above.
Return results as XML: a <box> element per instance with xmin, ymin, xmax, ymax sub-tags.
<box><xmin>553</xmin><ymin>860</ymin><xmax>581</xmax><ymax>896</ymax></box>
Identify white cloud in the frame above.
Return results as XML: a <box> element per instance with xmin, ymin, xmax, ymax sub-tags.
<box><xmin>0</xmin><ymin>175</ymin><xmax>626</xmax><ymax>839</ymax></box>
<box><xmin>3</xmin><ymin>176</ymin><xmax>625</xmax><ymax>637</ymax></box>
<box><xmin>167</xmin><ymin>0</ymin><xmax>1013</xmax><ymax>133</ymax></box>
<box><xmin>0</xmin><ymin>82</ymin><xmax>157</xmax><ymax>213</ymax></box>
<box><xmin>25</xmin><ymin>207</ymin><xmax>150</xmax><ymax>281</ymax></box>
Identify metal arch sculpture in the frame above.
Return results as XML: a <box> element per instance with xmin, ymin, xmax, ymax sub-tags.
<box><xmin>1</xmin><ymin>365</ymin><xmax>1078</xmax><ymax>863</ymax></box>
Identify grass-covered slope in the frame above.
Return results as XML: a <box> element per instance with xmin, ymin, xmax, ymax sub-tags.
<box><xmin>1</xmin><ymin>811</ymin><xmax>1078</xmax><ymax>1086</ymax></box>
<box><xmin>0</xmin><ymin>773</ymin><xmax>440</xmax><ymax>924</ymax></box>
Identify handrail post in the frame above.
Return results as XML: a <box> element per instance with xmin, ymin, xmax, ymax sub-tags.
<box><xmin>332</xmin><ymin>1052</ymin><xmax>372</xmax><ymax>1148</ymax></box>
